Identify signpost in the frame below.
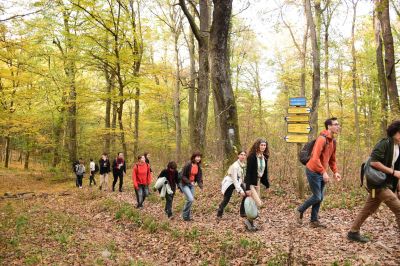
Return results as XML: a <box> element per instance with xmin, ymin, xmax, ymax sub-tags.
<box><xmin>285</xmin><ymin>97</ymin><xmax>311</xmax><ymax>143</ymax></box>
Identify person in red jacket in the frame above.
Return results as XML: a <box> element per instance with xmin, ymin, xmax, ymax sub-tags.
<box><xmin>295</xmin><ymin>117</ymin><xmax>342</xmax><ymax>228</ymax></box>
<box><xmin>132</xmin><ymin>155</ymin><xmax>152</xmax><ymax>208</ymax></box>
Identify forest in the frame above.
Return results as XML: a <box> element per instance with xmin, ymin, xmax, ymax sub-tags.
<box><xmin>1</xmin><ymin>0</ymin><xmax>400</xmax><ymax>265</ymax></box>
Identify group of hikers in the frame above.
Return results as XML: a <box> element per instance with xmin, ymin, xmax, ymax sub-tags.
<box><xmin>73</xmin><ymin>118</ymin><xmax>400</xmax><ymax>243</ymax></box>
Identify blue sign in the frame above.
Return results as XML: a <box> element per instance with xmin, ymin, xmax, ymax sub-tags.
<box><xmin>289</xmin><ymin>97</ymin><xmax>307</xmax><ymax>107</ymax></box>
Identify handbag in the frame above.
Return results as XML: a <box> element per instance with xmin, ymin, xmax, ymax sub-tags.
<box><xmin>361</xmin><ymin>157</ymin><xmax>386</xmax><ymax>186</ymax></box>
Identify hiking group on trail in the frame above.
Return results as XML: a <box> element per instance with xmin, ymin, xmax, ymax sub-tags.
<box><xmin>72</xmin><ymin>118</ymin><xmax>400</xmax><ymax>243</ymax></box>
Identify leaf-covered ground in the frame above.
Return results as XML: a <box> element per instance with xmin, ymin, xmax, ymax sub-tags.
<box><xmin>0</xmin><ymin>164</ymin><xmax>399</xmax><ymax>265</ymax></box>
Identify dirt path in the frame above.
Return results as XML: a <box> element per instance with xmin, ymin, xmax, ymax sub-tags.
<box><xmin>1</xmin><ymin>167</ymin><xmax>400</xmax><ymax>265</ymax></box>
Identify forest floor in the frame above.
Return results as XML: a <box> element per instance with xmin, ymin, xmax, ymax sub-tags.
<box><xmin>0</xmin><ymin>163</ymin><xmax>399</xmax><ymax>266</ymax></box>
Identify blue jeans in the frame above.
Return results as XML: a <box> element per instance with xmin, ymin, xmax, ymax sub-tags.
<box><xmin>180</xmin><ymin>184</ymin><xmax>195</xmax><ymax>220</ymax></box>
<box><xmin>135</xmin><ymin>185</ymin><xmax>149</xmax><ymax>207</ymax></box>
<box><xmin>298</xmin><ymin>168</ymin><xmax>325</xmax><ymax>222</ymax></box>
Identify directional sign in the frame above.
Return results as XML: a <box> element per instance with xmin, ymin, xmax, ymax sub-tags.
<box><xmin>285</xmin><ymin>115</ymin><xmax>309</xmax><ymax>123</ymax></box>
<box><xmin>284</xmin><ymin>135</ymin><xmax>309</xmax><ymax>143</ymax></box>
<box><xmin>289</xmin><ymin>97</ymin><xmax>307</xmax><ymax>107</ymax></box>
<box><xmin>288</xmin><ymin>123</ymin><xmax>311</xmax><ymax>134</ymax></box>
<box><xmin>288</xmin><ymin>107</ymin><xmax>311</xmax><ymax>114</ymax></box>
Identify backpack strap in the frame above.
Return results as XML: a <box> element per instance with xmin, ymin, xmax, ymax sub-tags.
<box><xmin>360</xmin><ymin>162</ymin><xmax>365</xmax><ymax>187</ymax></box>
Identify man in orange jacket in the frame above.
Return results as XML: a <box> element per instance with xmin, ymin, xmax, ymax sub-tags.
<box><xmin>295</xmin><ymin>117</ymin><xmax>342</xmax><ymax>228</ymax></box>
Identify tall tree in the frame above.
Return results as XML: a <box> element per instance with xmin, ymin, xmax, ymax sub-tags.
<box><xmin>179</xmin><ymin>0</ymin><xmax>210</xmax><ymax>154</ymax></box>
<box><xmin>305</xmin><ymin>0</ymin><xmax>321</xmax><ymax>138</ymax></box>
<box><xmin>210</xmin><ymin>0</ymin><xmax>241</xmax><ymax>168</ymax></box>
<box><xmin>379</xmin><ymin>0</ymin><xmax>400</xmax><ymax>117</ymax></box>
<box><xmin>374</xmin><ymin>0</ymin><xmax>388</xmax><ymax>136</ymax></box>
<box><xmin>350</xmin><ymin>0</ymin><xmax>361</xmax><ymax>154</ymax></box>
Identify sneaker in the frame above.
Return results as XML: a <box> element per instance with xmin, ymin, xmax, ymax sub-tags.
<box><xmin>79</xmin><ymin>186</ymin><xmax>82</xmax><ymax>189</ymax></box>
<box><xmin>347</xmin><ymin>231</ymin><xmax>369</xmax><ymax>243</ymax></box>
<box><xmin>310</xmin><ymin>220</ymin><xmax>327</xmax><ymax>228</ymax></box>
<box><xmin>295</xmin><ymin>209</ymin><xmax>303</xmax><ymax>225</ymax></box>
<box><xmin>244</xmin><ymin>219</ymin><xmax>256</xmax><ymax>231</ymax></box>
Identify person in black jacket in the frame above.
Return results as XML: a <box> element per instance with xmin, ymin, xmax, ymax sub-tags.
<box><xmin>99</xmin><ymin>153</ymin><xmax>111</xmax><ymax>191</ymax></box>
<box><xmin>112</xmin><ymin>152</ymin><xmax>126</xmax><ymax>192</ymax></box>
<box><xmin>180</xmin><ymin>152</ymin><xmax>203</xmax><ymax>221</ymax></box>
<box><xmin>157</xmin><ymin>161</ymin><xmax>179</xmax><ymax>218</ymax></box>
<box><xmin>240</xmin><ymin>138</ymin><xmax>270</xmax><ymax>231</ymax></box>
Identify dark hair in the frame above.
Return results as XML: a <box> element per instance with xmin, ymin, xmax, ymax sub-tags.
<box><xmin>102</xmin><ymin>152</ymin><xmax>108</xmax><ymax>156</ymax></box>
<box><xmin>137</xmin><ymin>155</ymin><xmax>144</xmax><ymax>161</ymax></box>
<box><xmin>237</xmin><ymin>150</ymin><xmax>246</xmax><ymax>155</ymax></box>
<box><xmin>190</xmin><ymin>152</ymin><xmax>202</xmax><ymax>164</ymax></box>
<box><xmin>90</xmin><ymin>158</ymin><xmax>93</xmax><ymax>161</ymax></box>
<box><xmin>167</xmin><ymin>161</ymin><xmax>177</xmax><ymax>170</ymax></box>
<box><xmin>144</xmin><ymin>152</ymin><xmax>149</xmax><ymax>158</ymax></box>
<box><xmin>387</xmin><ymin>120</ymin><xmax>400</xmax><ymax>137</ymax></box>
<box><xmin>118</xmin><ymin>152</ymin><xmax>123</xmax><ymax>156</ymax></box>
<box><xmin>324</xmin><ymin>117</ymin><xmax>338</xmax><ymax>129</ymax></box>
<box><xmin>248</xmin><ymin>138</ymin><xmax>269</xmax><ymax>159</ymax></box>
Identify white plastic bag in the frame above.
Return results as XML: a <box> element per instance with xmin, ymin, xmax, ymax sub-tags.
<box><xmin>244</xmin><ymin>197</ymin><xmax>258</xmax><ymax>220</ymax></box>
<box><xmin>154</xmin><ymin>177</ymin><xmax>166</xmax><ymax>190</ymax></box>
<box><xmin>166</xmin><ymin>183</ymin><xmax>173</xmax><ymax>195</ymax></box>
<box><xmin>160</xmin><ymin>185</ymin><xmax>166</xmax><ymax>198</ymax></box>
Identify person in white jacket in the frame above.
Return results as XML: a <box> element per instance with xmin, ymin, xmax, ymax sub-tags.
<box><xmin>217</xmin><ymin>151</ymin><xmax>247</xmax><ymax>218</ymax></box>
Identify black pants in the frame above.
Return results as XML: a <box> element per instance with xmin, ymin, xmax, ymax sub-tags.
<box><xmin>89</xmin><ymin>171</ymin><xmax>96</xmax><ymax>185</ymax></box>
<box><xmin>217</xmin><ymin>184</ymin><xmax>236</xmax><ymax>216</ymax></box>
<box><xmin>112</xmin><ymin>172</ymin><xmax>123</xmax><ymax>191</ymax></box>
<box><xmin>165</xmin><ymin>193</ymin><xmax>174</xmax><ymax>217</ymax></box>
<box><xmin>76</xmin><ymin>175</ymin><xmax>83</xmax><ymax>187</ymax></box>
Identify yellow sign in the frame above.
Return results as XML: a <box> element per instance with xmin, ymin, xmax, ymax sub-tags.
<box><xmin>288</xmin><ymin>124</ymin><xmax>311</xmax><ymax>134</ymax></box>
<box><xmin>288</xmin><ymin>107</ymin><xmax>311</xmax><ymax>114</ymax></box>
<box><xmin>284</xmin><ymin>135</ymin><xmax>309</xmax><ymax>143</ymax></box>
<box><xmin>285</xmin><ymin>115</ymin><xmax>309</xmax><ymax>123</ymax></box>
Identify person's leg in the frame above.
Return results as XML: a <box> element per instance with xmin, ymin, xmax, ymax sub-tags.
<box><xmin>119</xmin><ymin>173</ymin><xmax>123</xmax><ymax>192</ymax></box>
<box><xmin>298</xmin><ymin>169</ymin><xmax>323</xmax><ymax>220</ymax></box>
<box><xmin>99</xmin><ymin>174</ymin><xmax>103</xmax><ymax>190</ymax></box>
<box><xmin>92</xmin><ymin>171</ymin><xmax>96</xmax><ymax>185</ymax></box>
<box><xmin>112</xmin><ymin>172</ymin><xmax>118</xmax><ymax>191</ymax></box>
<box><xmin>136</xmin><ymin>185</ymin><xmax>144</xmax><ymax>207</ymax></box>
<box><xmin>381</xmin><ymin>189</ymin><xmax>400</xmax><ymax>229</ymax></box>
<box><xmin>181</xmin><ymin>184</ymin><xmax>194</xmax><ymax>220</ymax></box>
<box><xmin>350</xmin><ymin>192</ymin><xmax>382</xmax><ymax>232</ymax></box>
<box><xmin>76</xmin><ymin>175</ymin><xmax>79</xmax><ymax>187</ymax></box>
<box><xmin>78</xmin><ymin>175</ymin><xmax>83</xmax><ymax>187</ymax></box>
<box><xmin>165</xmin><ymin>193</ymin><xmax>174</xmax><ymax>217</ymax></box>
<box><xmin>217</xmin><ymin>184</ymin><xmax>235</xmax><ymax>217</ymax></box>
<box><xmin>104</xmin><ymin>173</ymin><xmax>109</xmax><ymax>191</ymax></box>
<box><xmin>310</xmin><ymin>175</ymin><xmax>325</xmax><ymax>222</ymax></box>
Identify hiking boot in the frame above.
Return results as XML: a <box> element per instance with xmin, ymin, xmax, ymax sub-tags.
<box><xmin>347</xmin><ymin>231</ymin><xmax>369</xmax><ymax>243</ymax></box>
<box><xmin>294</xmin><ymin>209</ymin><xmax>303</xmax><ymax>225</ymax></box>
<box><xmin>310</xmin><ymin>220</ymin><xmax>327</xmax><ymax>228</ymax></box>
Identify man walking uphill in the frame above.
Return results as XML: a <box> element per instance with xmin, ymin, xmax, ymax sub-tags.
<box><xmin>295</xmin><ymin>117</ymin><xmax>342</xmax><ymax>228</ymax></box>
<box><xmin>112</xmin><ymin>152</ymin><xmax>126</xmax><ymax>192</ymax></box>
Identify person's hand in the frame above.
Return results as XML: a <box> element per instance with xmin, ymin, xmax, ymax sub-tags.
<box><xmin>334</xmin><ymin>172</ymin><xmax>342</xmax><ymax>181</ymax></box>
<box><xmin>322</xmin><ymin>172</ymin><xmax>330</xmax><ymax>183</ymax></box>
<box><xmin>393</xmin><ymin>170</ymin><xmax>400</xmax><ymax>179</ymax></box>
<box><xmin>240</xmin><ymin>191</ymin><xmax>246</xmax><ymax>197</ymax></box>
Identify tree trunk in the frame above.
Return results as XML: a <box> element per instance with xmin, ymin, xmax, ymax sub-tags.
<box><xmin>305</xmin><ymin>0</ymin><xmax>321</xmax><ymax>139</ymax></box>
<box><xmin>104</xmin><ymin>64</ymin><xmax>114</xmax><ymax>154</ymax></box>
<box><xmin>62</xmin><ymin>11</ymin><xmax>77</xmax><ymax>163</ymax></box>
<box><xmin>174</xmin><ymin>31</ymin><xmax>182</xmax><ymax>162</ymax></box>
<box><xmin>179</xmin><ymin>0</ymin><xmax>210</xmax><ymax>154</ymax></box>
<box><xmin>4</xmin><ymin>136</ymin><xmax>10</xmax><ymax>168</ymax></box>
<box><xmin>210</xmin><ymin>0</ymin><xmax>241</xmax><ymax>170</ymax></box>
<box><xmin>351</xmin><ymin>0</ymin><xmax>361</xmax><ymax>155</ymax></box>
<box><xmin>374</xmin><ymin>1</ymin><xmax>388</xmax><ymax>136</ymax></box>
<box><xmin>379</xmin><ymin>0</ymin><xmax>400</xmax><ymax>117</ymax></box>
<box><xmin>24</xmin><ymin>151</ymin><xmax>29</xmax><ymax>170</ymax></box>
<box><xmin>188</xmin><ymin>28</ymin><xmax>196</xmax><ymax>149</ymax></box>
<box><xmin>134</xmin><ymin>88</ymin><xmax>140</xmax><ymax>156</ymax></box>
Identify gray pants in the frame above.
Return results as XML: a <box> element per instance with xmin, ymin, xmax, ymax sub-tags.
<box><xmin>135</xmin><ymin>185</ymin><xmax>149</xmax><ymax>207</ymax></box>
